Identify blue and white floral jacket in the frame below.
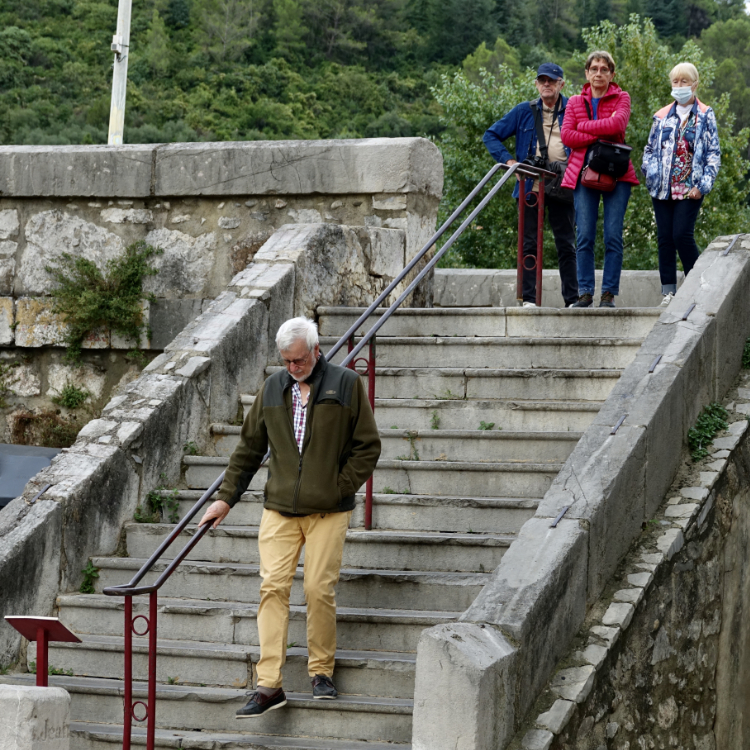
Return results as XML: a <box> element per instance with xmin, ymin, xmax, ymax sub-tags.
<box><xmin>641</xmin><ymin>98</ymin><xmax>721</xmax><ymax>200</ymax></box>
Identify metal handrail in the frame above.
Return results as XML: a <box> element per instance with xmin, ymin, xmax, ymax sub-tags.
<box><xmin>101</xmin><ymin>158</ymin><xmax>553</xmax><ymax>750</ymax></box>
<box><xmin>103</xmin><ymin>159</ymin><xmax>552</xmax><ymax>598</ymax></box>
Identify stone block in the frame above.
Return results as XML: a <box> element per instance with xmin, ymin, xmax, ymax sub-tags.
<box><xmin>15</xmin><ymin>298</ymin><xmax>66</xmax><ymax>347</ymax></box>
<box><xmin>356</xmin><ymin>227</ymin><xmax>406</xmax><ymax>279</ymax></box>
<box><xmin>175</xmin><ymin>356</ymin><xmax>211</xmax><ymax>378</ymax></box>
<box><xmin>461</xmin><ymin>517</ymin><xmax>588</xmax><ymax>720</ymax></box>
<box><xmin>0</xmin><ymin>144</ymin><xmax>154</xmax><ymax>197</ymax></box>
<box><xmin>665</xmin><ymin>503</ymin><xmax>699</xmax><ymax>519</ymax></box>
<box><xmin>0</xmin><ymin>685</ymin><xmax>70</xmax><ymax>750</ymax></box>
<box><xmin>0</xmin><ymin>209</ymin><xmax>20</xmax><ymax>239</ymax></box>
<box><xmin>537</xmin><ymin>699</ymin><xmax>576</xmax><ymax>734</ymax></box>
<box><xmin>549</xmin><ymin>665</ymin><xmax>595</xmax><ymax>703</ymax></box>
<box><xmin>100</xmin><ymin>208</ymin><xmax>153</xmax><ymax>224</ymax></box>
<box><xmin>522</xmin><ymin>729</ymin><xmax>554</xmax><ymax>750</ymax></box>
<box><xmin>0</xmin><ymin>240</ymin><xmax>16</xmax><ymax>295</ymax></box>
<box><xmin>681</xmin><ymin>487</ymin><xmax>708</xmax><ymax>501</ymax></box>
<box><xmin>255</xmin><ymin>224</ymin><xmax>380</xmax><ymax>319</ymax></box>
<box><xmin>18</xmin><ymin>210</ymin><xmax>125</xmax><ymax>296</ymax></box>
<box><xmin>433</xmin><ymin>269</ymin><xmax>499</xmax><ymax>307</ymax></box>
<box><xmin>6</xmin><ymin>364</ymin><xmax>41</xmax><ymax>397</ymax></box>
<box><xmin>143</xmin><ymin>229</ymin><xmax>216</xmax><ymax>297</ymax></box>
<box><xmin>614</xmin><ymin>588</ymin><xmax>643</xmax><ymax>606</ymax></box>
<box><xmin>153</xmin><ymin>138</ymin><xmax>443</xmax><ymax>199</ymax></box>
<box><xmin>46</xmin><ymin>364</ymin><xmax>107</xmax><ymax>402</ymax></box>
<box><xmin>602</xmin><ymin>602</ymin><xmax>635</xmax><ymax>630</ymax></box>
<box><xmin>0</xmin><ymin>297</ymin><xmax>14</xmax><ymax>345</ymax></box>
<box><xmin>412</xmin><ymin>623</ymin><xmax>517</xmax><ymax>750</ymax></box>
<box><xmin>656</xmin><ymin>527</ymin><xmax>684</xmax><ymax>560</ymax></box>
<box><xmin>536</xmin><ymin>423</ymin><xmax>647</xmax><ymax>602</ymax></box>
<box><xmin>147</xmin><ymin>299</ymin><xmax>204</xmax><ymax>350</ymax></box>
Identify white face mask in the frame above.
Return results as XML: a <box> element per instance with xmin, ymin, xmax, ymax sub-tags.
<box><xmin>671</xmin><ymin>86</ymin><xmax>694</xmax><ymax>105</ymax></box>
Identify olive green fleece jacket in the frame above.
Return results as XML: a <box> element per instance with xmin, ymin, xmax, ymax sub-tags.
<box><xmin>216</xmin><ymin>356</ymin><xmax>381</xmax><ymax>514</ymax></box>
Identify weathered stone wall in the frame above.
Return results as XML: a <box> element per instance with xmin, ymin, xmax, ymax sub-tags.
<box><xmin>0</xmin><ymin>138</ymin><xmax>442</xmax><ymax>437</ymax></box>
<box><xmin>412</xmin><ymin>235</ymin><xmax>750</xmax><ymax>750</ymax></box>
<box><xmin>504</xmin><ymin>367</ymin><xmax>750</xmax><ymax>750</ymax></box>
<box><xmin>0</xmin><ymin>140</ymin><xmax>442</xmax><ymax>668</ymax></box>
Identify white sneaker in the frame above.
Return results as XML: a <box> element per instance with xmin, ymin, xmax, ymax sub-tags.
<box><xmin>522</xmin><ymin>301</ymin><xmax>536</xmax><ymax>308</ymax></box>
<box><xmin>660</xmin><ymin>292</ymin><xmax>674</xmax><ymax>307</ymax></box>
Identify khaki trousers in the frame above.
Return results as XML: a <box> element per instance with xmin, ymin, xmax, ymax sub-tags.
<box><xmin>256</xmin><ymin>508</ymin><xmax>352</xmax><ymax>688</ymax></box>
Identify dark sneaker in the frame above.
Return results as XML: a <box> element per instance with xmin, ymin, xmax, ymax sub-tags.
<box><xmin>236</xmin><ymin>688</ymin><xmax>287</xmax><ymax>718</ymax></box>
<box><xmin>312</xmin><ymin>674</ymin><xmax>338</xmax><ymax>699</ymax></box>
<box><xmin>599</xmin><ymin>291</ymin><xmax>616</xmax><ymax>308</ymax></box>
<box><xmin>571</xmin><ymin>294</ymin><xmax>593</xmax><ymax>308</ymax></box>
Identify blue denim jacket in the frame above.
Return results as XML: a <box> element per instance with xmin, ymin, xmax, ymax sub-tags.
<box><xmin>641</xmin><ymin>98</ymin><xmax>721</xmax><ymax>200</ymax></box>
<box><xmin>483</xmin><ymin>96</ymin><xmax>570</xmax><ymax>199</ymax></box>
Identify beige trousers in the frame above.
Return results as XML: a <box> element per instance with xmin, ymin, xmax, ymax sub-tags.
<box><xmin>256</xmin><ymin>508</ymin><xmax>352</xmax><ymax>688</ymax></box>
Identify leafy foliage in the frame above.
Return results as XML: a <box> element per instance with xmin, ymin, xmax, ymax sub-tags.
<box><xmin>51</xmin><ymin>382</ymin><xmax>90</xmax><ymax>409</ymax></box>
<box><xmin>688</xmin><ymin>402</ymin><xmax>729</xmax><ymax>461</ymax></box>
<box><xmin>10</xmin><ymin>409</ymin><xmax>81</xmax><ymax>448</ymax></box>
<box><xmin>136</xmin><ymin>474</ymin><xmax>181</xmax><ymax>524</ymax></box>
<box><xmin>743</xmin><ymin>337</ymin><xmax>750</xmax><ymax>368</ymax></box>
<box><xmin>45</xmin><ymin>241</ymin><xmax>161</xmax><ymax>363</ymax></box>
<box><xmin>80</xmin><ymin>560</ymin><xmax>100</xmax><ymax>594</ymax></box>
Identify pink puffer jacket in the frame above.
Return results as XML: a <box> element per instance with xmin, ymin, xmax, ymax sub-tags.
<box><xmin>560</xmin><ymin>82</ymin><xmax>639</xmax><ymax>190</ymax></box>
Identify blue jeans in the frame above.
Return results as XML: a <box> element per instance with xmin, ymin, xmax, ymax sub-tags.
<box><xmin>652</xmin><ymin>196</ymin><xmax>703</xmax><ymax>295</ymax></box>
<box><xmin>574</xmin><ymin>180</ymin><xmax>632</xmax><ymax>296</ymax></box>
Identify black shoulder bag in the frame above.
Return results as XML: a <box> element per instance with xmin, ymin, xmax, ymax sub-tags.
<box><xmin>582</xmin><ymin>99</ymin><xmax>633</xmax><ymax>178</ymax></box>
<box><xmin>529</xmin><ymin>98</ymin><xmax>574</xmax><ymax>204</ymax></box>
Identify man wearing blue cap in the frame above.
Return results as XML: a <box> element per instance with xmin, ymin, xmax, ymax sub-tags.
<box><xmin>484</xmin><ymin>63</ymin><xmax>577</xmax><ymax>308</ymax></box>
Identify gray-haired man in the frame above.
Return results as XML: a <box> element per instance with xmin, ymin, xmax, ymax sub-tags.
<box><xmin>200</xmin><ymin>317</ymin><xmax>381</xmax><ymax>717</ymax></box>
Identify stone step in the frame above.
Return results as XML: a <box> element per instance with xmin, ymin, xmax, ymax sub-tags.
<box><xmin>165</xmin><ymin>490</ymin><xmax>539</xmax><ymax>535</ymax></box>
<box><xmin>264</xmin><ymin>366</ymin><xmax>622</xmax><ymax>402</ymax></box>
<box><xmin>321</xmin><ymin>335</ymin><xmax>642</xmax><ymax>369</ymax></box>
<box><xmin>373</xmin><ymin>398</ymin><xmax>600</xmax><ymax>432</ymax></box>
<box><xmin>29</xmin><ymin>636</ymin><xmax>416</xmax><ymax>698</ymax></box>
<box><xmin>92</xmin><ymin>558</ymin><xmax>489</xmax><ymax>612</ymax></box>
<box><xmin>125</xmin><ymin>523</ymin><xmax>511</xmax><ymax>573</ymax></box>
<box><xmin>184</xmin><ymin>456</ymin><xmax>561</xmax><ymax>498</ymax></box>
<box><xmin>56</xmin><ymin>594</ymin><xmax>456</xmax><ymax>653</ymax></box>
<box><xmin>0</xmin><ymin>675</ymin><xmax>413</xmax><ymax>743</ymax></box>
<box><xmin>317</xmin><ymin>305</ymin><xmax>660</xmax><ymax>339</ymax></box>
<box><xmin>212</xmin><ymin>424</ymin><xmax>581</xmax><ymax>463</ymax></box>
<box><xmin>71</xmin><ymin>721</ymin><xmax>411</xmax><ymax>750</ymax></box>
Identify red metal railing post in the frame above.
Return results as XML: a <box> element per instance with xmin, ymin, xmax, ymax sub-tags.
<box><xmin>516</xmin><ymin>180</ymin><xmax>526</xmax><ymax>302</ymax></box>
<box><xmin>147</xmin><ymin>591</ymin><xmax>158</xmax><ymax>750</ymax></box>
<box><xmin>535</xmin><ymin>179</ymin><xmax>545</xmax><ymax>307</ymax></box>
<box><xmin>123</xmin><ymin>596</ymin><xmax>133</xmax><ymax>750</ymax></box>
<box><xmin>365</xmin><ymin>335</ymin><xmax>376</xmax><ymax>530</ymax></box>
<box><xmin>36</xmin><ymin>626</ymin><xmax>48</xmax><ymax>687</ymax></box>
<box><xmin>347</xmin><ymin>334</ymin><xmax>356</xmax><ymax>371</ymax></box>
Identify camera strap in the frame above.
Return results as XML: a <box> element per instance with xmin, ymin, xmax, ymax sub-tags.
<box><xmin>530</xmin><ymin>97</ymin><xmax>560</xmax><ymax>162</ymax></box>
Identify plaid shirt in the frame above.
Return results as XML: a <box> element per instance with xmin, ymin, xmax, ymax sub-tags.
<box><xmin>291</xmin><ymin>382</ymin><xmax>308</xmax><ymax>453</ymax></box>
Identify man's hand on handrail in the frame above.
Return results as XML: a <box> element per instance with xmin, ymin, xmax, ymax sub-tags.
<box><xmin>199</xmin><ymin>499</ymin><xmax>231</xmax><ymax>529</ymax></box>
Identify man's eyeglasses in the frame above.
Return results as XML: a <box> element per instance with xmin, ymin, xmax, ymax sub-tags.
<box><xmin>536</xmin><ymin>76</ymin><xmax>559</xmax><ymax>85</ymax></box>
<box><xmin>281</xmin><ymin>352</ymin><xmax>311</xmax><ymax>368</ymax></box>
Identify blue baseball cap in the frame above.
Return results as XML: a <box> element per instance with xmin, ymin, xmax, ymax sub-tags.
<box><xmin>537</xmin><ymin>63</ymin><xmax>564</xmax><ymax>80</ymax></box>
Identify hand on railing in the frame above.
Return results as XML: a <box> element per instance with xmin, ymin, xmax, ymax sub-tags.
<box><xmin>198</xmin><ymin>499</ymin><xmax>231</xmax><ymax>529</ymax></box>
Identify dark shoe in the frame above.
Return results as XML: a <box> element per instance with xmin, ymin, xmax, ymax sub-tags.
<box><xmin>312</xmin><ymin>674</ymin><xmax>338</xmax><ymax>700</ymax></box>
<box><xmin>571</xmin><ymin>294</ymin><xmax>593</xmax><ymax>308</ymax></box>
<box><xmin>236</xmin><ymin>688</ymin><xmax>287</xmax><ymax>718</ymax></box>
<box><xmin>599</xmin><ymin>291</ymin><xmax>616</xmax><ymax>308</ymax></box>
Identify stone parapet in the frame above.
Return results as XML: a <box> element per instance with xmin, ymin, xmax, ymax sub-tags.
<box><xmin>412</xmin><ymin>235</ymin><xmax>750</xmax><ymax>750</ymax></box>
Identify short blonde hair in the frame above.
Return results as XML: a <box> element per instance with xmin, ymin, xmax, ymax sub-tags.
<box><xmin>669</xmin><ymin>62</ymin><xmax>699</xmax><ymax>83</ymax></box>
<box><xmin>585</xmin><ymin>50</ymin><xmax>615</xmax><ymax>73</ymax></box>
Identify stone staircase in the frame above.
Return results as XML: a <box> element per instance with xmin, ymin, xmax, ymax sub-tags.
<box><xmin>17</xmin><ymin>305</ymin><xmax>661</xmax><ymax>749</ymax></box>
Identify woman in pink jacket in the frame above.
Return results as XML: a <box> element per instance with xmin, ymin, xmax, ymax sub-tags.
<box><xmin>561</xmin><ymin>51</ymin><xmax>639</xmax><ymax>308</ymax></box>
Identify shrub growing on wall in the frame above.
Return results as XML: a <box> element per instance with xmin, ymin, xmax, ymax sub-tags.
<box><xmin>45</xmin><ymin>241</ymin><xmax>162</xmax><ymax>362</ymax></box>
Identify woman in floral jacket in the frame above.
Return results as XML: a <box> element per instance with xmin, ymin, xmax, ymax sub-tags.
<box><xmin>641</xmin><ymin>62</ymin><xmax>721</xmax><ymax>306</ymax></box>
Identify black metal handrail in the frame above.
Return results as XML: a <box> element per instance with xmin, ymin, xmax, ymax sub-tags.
<box><xmin>101</xmin><ymin>158</ymin><xmax>553</xmax><ymax>750</ymax></box>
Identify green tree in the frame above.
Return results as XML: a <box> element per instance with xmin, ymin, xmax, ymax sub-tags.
<box><xmin>143</xmin><ymin>10</ymin><xmax>170</xmax><ymax>77</ymax></box>
<box><xmin>463</xmin><ymin>37</ymin><xmax>521</xmax><ymax>83</ymax></box>
<box><xmin>197</xmin><ymin>0</ymin><xmax>260</xmax><ymax>62</ymax></box>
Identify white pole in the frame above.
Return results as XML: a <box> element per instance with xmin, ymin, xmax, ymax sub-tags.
<box><xmin>108</xmin><ymin>0</ymin><xmax>133</xmax><ymax>145</ymax></box>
